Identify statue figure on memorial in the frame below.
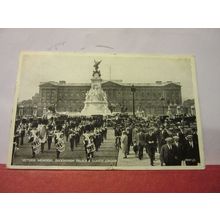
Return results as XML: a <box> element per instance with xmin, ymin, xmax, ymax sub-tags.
<box><xmin>81</xmin><ymin>59</ymin><xmax>111</xmax><ymax>115</ymax></box>
<box><xmin>93</xmin><ymin>60</ymin><xmax>102</xmax><ymax>77</ymax></box>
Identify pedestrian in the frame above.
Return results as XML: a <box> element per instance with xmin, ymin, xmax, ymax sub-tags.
<box><xmin>160</xmin><ymin>137</ymin><xmax>178</xmax><ymax>166</ymax></box>
<box><xmin>114</xmin><ymin>126</ymin><xmax>122</xmax><ymax>149</ymax></box>
<box><xmin>172</xmin><ymin>136</ymin><xmax>184</xmax><ymax>165</ymax></box>
<box><xmin>185</xmin><ymin>134</ymin><xmax>200</xmax><ymax>166</ymax></box>
<box><xmin>121</xmin><ymin>131</ymin><xmax>128</xmax><ymax>158</ymax></box>
<box><xmin>137</xmin><ymin>128</ymin><xmax>146</xmax><ymax>160</ymax></box>
<box><xmin>146</xmin><ymin>127</ymin><xmax>157</xmax><ymax>166</ymax></box>
<box><xmin>126</xmin><ymin>126</ymin><xmax>132</xmax><ymax>155</ymax></box>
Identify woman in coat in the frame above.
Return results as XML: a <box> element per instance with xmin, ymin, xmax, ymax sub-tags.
<box><xmin>121</xmin><ymin>131</ymin><xmax>128</xmax><ymax>158</ymax></box>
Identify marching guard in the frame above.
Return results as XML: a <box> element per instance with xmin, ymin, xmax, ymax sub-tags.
<box><xmin>37</xmin><ymin>120</ymin><xmax>47</xmax><ymax>153</ymax></box>
<box><xmin>18</xmin><ymin>120</ymin><xmax>26</xmax><ymax>146</ymax></box>
<box><xmin>47</xmin><ymin>125</ymin><xmax>54</xmax><ymax>150</ymax></box>
<box><xmin>28</xmin><ymin>123</ymin><xmax>41</xmax><ymax>158</ymax></box>
<box><xmin>93</xmin><ymin>128</ymin><xmax>101</xmax><ymax>152</ymax></box>
<box><xmin>69</xmin><ymin>127</ymin><xmax>76</xmax><ymax>151</ymax></box>
<box><xmin>75</xmin><ymin>127</ymin><xmax>80</xmax><ymax>147</ymax></box>
<box><xmin>85</xmin><ymin>135</ymin><xmax>96</xmax><ymax>162</ymax></box>
<box><xmin>54</xmin><ymin>125</ymin><xmax>65</xmax><ymax>159</ymax></box>
<box><xmin>83</xmin><ymin>130</ymin><xmax>90</xmax><ymax>159</ymax></box>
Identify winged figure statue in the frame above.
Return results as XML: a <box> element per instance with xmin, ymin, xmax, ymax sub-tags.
<box><xmin>93</xmin><ymin>60</ymin><xmax>102</xmax><ymax>71</ymax></box>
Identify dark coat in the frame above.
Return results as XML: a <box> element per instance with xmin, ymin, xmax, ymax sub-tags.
<box><xmin>185</xmin><ymin>140</ymin><xmax>200</xmax><ymax>163</ymax></box>
<box><xmin>160</xmin><ymin>144</ymin><xmax>178</xmax><ymax>166</ymax></box>
<box><xmin>160</xmin><ymin>129</ymin><xmax>170</xmax><ymax>146</ymax></box>
<box><xmin>126</xmin><ymin>128</ymin><xmax>132</xmax><ymax>144</ymax></box>
<box><xmin>178</xmin><ymin>131</ymin><xmax>186</xmax><ymax>146</ymax></box>
<box><xmin>173</xmin><ymin>142</ymin><xmax>184</xmax><ymax>165</ymax></box>
<box><xmin>146</xmin><ymin>133</ymin><xmax>157</xmax><ymax>148</ymax></box>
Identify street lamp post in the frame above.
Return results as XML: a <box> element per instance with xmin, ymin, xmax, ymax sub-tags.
<box><xmin>131</xmin><ymin>84</ymin><xmax>136</xmax><ymax>117</ymax></box>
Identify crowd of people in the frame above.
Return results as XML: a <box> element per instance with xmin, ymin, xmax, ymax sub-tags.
<box><xmin>113</xmin><ymin>114</ymin><xmax>200</xmax><ymax>166</ymax></box>
<box><xmin>12</xmin><ymin>115</ymin><xmax>107</xmax><ymax>162</ymax></box>
<box><xmin>13</xmin><ymin>113</ymin><xmax>200</xmax><ymax>167</ymax></box>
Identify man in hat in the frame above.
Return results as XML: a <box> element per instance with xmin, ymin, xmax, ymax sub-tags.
<box><xmin>173</xmin><ymin>135</ymin><xmax>184</xmax><ymax>165</ymax></box>
<box><xmin>185</xmin><ymin>134</ymin><xmax>200</xmax><ymax>166</ymax></box>
<box><xmin>146</xmin><ymin>127</ymin><xmax>157</xmax><ymax>166</ymax></box>
<box><xmin>160</xmin><ymin>137</ymin><xmax>178</xmax><ymax>166</ymax></box>
<box><xmin>132</xmin><ymin>124</ymin><xmax>139</xmax><ymax>144</ymax></box>
<box><xmin>114</xmin><ymin>125</ymin><xmax>122</xmax><ymax>149</ymax></box>
<box><xmin>177</xmin><ymin>125</ymin><xmax>186</xmax><ymax>147</ymax></box>
<box><xmin>160</xmin><ymin>124</ymin><xmax>172</xmax><ymax>146</ymax></box>
<box><xmin>137</xmin><ymin>128</ymin><xmax>146</xmax><ymax>160</ymax></box>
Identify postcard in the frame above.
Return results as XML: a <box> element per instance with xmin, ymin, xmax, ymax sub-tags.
<box><xmin>7</xmin><ymin>52</ymin><xmax>205</xmax><ymax>170</ymax></box>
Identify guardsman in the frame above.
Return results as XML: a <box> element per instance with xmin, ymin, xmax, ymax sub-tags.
<box><xmin>47</xmin><ymin>125</ymin><xmax>54</xmax><ymax>150</ymax></box>
<box><xmin>100</xmin><ymin>127</ymin><xmax>104</xmax><ymax>143</ymax></box>
<box><xmin>69</xmin><ymin>127</ymin><xmax>76</xmax><ymax>151</ymax></box>
<box><xmin>75</xmin><ymin>127</ymin><xmax>80</xmax><ymax>147</ymax></box>
<box><xmin>83</xmin><ymin>130</ymin><xmax>90</xmax><ymax>159</ymax></box>
<box><xmin>85</xmin><ymin>135</ymin><xmax>96</xmax><ymax>162</ymax></box>
<box><xmin>28</xmin><ymin>122</ymin><xmax>41</xmax><ymax>158</ymax></box>
<box><xmin>93</xmin><ymin>128</ymin><xmax>99</xmax><ymax>152</ymax></box>
<box><xmin>38</xmin><ymin>119</ymin><xmax>47</xmax><ymax>153</ymax></box>
<box><xmin>12</xmin><ymin>129</ymin><xmax>20</xmax><ymax>160</ymax></box>
<box><xmin>63</xmin><ymin>122</ymin><xmax>70</xmax><ymax>142</ymax></box>
<box><xmin>18</xmin><ymin>120</ymin><xmax>26</xmax><ymax>146</ymax></box>
<box><xmin>55</xmin><ymin>125</ymin><xmax>65</xmax><ymax>159</ymax></box>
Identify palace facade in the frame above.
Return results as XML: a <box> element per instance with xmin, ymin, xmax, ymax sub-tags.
<box><xmin>37</xmin><ymin>80</ymin><xmax>182</xmax><ymax>116</ymax></box>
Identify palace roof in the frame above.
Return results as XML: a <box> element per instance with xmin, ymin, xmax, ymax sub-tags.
<box><xmin>39</xmin><ymin>80</ymin><xmax>181</xmax><ymax>87</ymax></box>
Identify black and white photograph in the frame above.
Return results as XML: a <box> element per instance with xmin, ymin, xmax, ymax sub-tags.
<box><xmin>8</xmin><ymin>52</ymin><xmax>205</xmax><ymax>169</ymax></box>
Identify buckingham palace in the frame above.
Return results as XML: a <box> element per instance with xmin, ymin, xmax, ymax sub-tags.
<box><xmin>35</xmin><ymin>79</ymin><xmax>182</xmax><ymax>116</ymax></box>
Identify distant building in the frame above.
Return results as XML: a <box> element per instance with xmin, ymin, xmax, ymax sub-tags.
<box><xmin>38</xmin><ymin>80</ymin><xmax>182</xmax><ymax>116</ymax></box>
<box><xmin>183</xmin><ymin>99</ymin><xmax>195</xmax><ymax>115</ymax></box>
<box><xmin>17</xmin><ymin>93</ymin><xmax>40</xmax><ymax>117</ymax></box>
<box><xmin>32</xmin><ymin>93</ymin><xmax>40</xmax><ymax>105</ymax></box>
<box><xmin>17</xmin><ymin>99</ymin><xmax>34</xmax><ymax>117</ymax></box>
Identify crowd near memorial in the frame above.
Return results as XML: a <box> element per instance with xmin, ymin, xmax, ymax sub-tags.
<box><xmin>12</xmin><ymin>112</ymin><xmax>200</xmax><ymax>166</ymax></box>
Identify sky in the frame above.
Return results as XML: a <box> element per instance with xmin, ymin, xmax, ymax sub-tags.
<box><xmin>18</xmin><ymin>52</ymin><xmax>196</xmax><ymax>101</ymax></box>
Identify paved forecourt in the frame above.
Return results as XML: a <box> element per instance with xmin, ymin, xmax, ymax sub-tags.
<box><xmin>117</xmin><ymin>145</ymin><xmax>161</xmax><ymax>167</ymax></box>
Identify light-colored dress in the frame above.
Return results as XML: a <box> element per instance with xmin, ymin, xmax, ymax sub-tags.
<box><xmin>121</xmin><ymin>134</ymin><xmax>128</xmax><ymax>154</ymax></box>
